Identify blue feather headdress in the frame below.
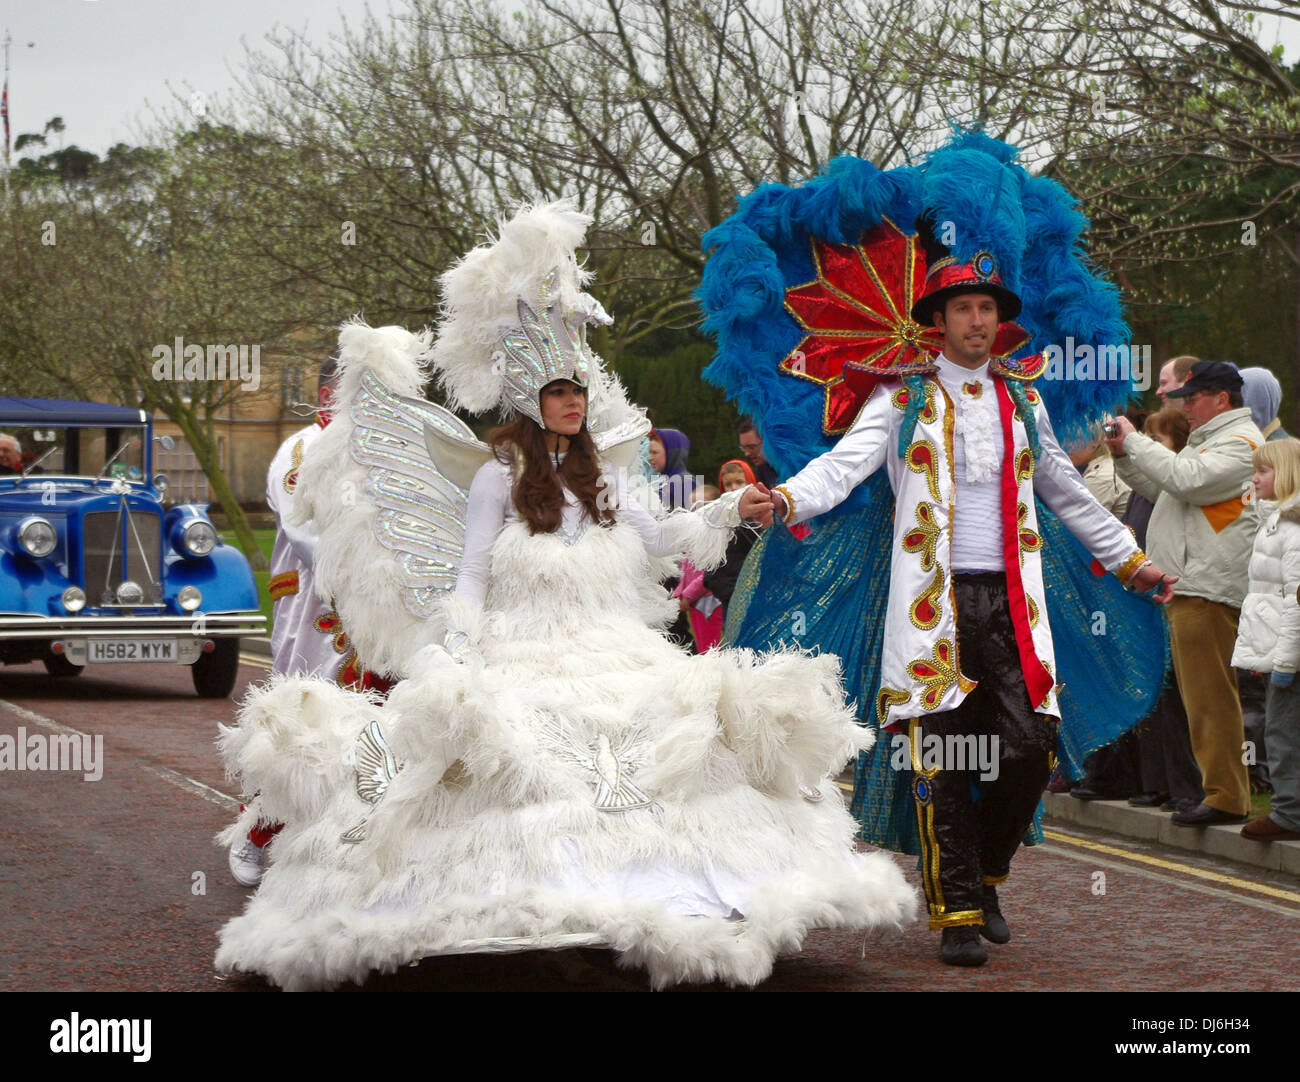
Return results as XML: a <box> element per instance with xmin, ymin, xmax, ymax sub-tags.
<box><xmin>699</xmin><ymin>129</ymin><xmax>1132</xmax><ymax>513</ymax></box>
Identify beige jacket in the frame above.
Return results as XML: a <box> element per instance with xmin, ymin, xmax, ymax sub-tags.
<box><xmin>1114</xmin><ymin>406</ymin><xmax>1262</xmax><ymax>607</ymax></box>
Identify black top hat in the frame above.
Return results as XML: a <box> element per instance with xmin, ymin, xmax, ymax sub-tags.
<box><xmin>909</xmin><ymin>213</ymin><xmax>1021</xmax><ymax>326</ymax></box>
<box><xmin>1166</xmin><ymin>360</ymin><xmax>1242</xmax><ymax>399</ymax></box>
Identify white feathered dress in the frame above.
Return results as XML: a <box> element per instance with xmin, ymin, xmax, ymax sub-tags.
<box><xmin>215</xmin><ymin>458</ymin><xmax>915</xmax><ymax>990</ymax></box>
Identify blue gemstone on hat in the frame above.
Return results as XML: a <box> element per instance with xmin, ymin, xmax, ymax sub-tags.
<box><xmin>973</xmin><ymin>251</ymin><xmax>996</xmax><ymax>279</ymax></box>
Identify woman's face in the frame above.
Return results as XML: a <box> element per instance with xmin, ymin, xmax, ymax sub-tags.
<box><xmin>648</xmin><ymin>437</ymin><xmax>666</xmax><ymax>472</ymax></box>
<box><xmin>540</xmin><ymin>380</ymin><xmax>587</xmax><ymax>436</ymax></box>
<box><xmin>721</xmin><ymin>471</ymin><xmax>747</xmax><ymax>493</ymax></box>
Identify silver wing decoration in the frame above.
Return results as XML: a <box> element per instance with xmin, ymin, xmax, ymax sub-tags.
<box><xmin>341</xmin><ymin>719</ymin><xmax>405</xmax><ymax>844</ymax></box>
<box><xmin>350</xmin><ymin>368</ymin><xmax>492</xmax><ymax>620</ymax></box>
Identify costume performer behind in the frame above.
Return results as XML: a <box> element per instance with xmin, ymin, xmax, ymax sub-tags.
<box><xmin>226</xmin><ymin>357</ymin><xmax>393</xmax><ymax>887</ymax></box>
<box><xmin>214</xmin><ymin>201</ymin><xmax>915</xmax><ymax>990</ymax></box>
<box><xmin>700</xmin><ymin>131</ymin><xmax>1174</xmax><ymax>966</ymax></box>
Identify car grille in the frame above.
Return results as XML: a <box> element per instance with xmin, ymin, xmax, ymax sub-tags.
<box><xmin>81</xmin><ymin>508</ymin><xmax>164</xmax><ymax>605</ymax></box>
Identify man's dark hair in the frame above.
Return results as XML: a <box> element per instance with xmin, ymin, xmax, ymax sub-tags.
<box><xmin>1228</xmin><ymin>390</ymin><xmax>1243</xmax><ymax>409</ymax></box>
<box><xmin>737</xmin><ymin>417</ymin><xmax>758</xmax><ymax>436</ymax></box>
<box><xmin>318</xmin><ymin>355</ymin><xmax>341</xmax><ymax>388</ymax></box>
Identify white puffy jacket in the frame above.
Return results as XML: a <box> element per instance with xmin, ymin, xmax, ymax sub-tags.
<box><xmin>1230</xmin><ymin>498</ymin><xmax>1300</xmax><ymax>674</ymax></box>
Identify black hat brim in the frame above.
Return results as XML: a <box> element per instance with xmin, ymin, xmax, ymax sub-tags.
<box><xmin>911</xmin><ymin>283</ymin><xmax>1021</xmax><ymax>326</ymax></box>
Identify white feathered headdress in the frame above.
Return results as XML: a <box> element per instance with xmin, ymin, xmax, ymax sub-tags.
<box><xmin>430</xmin><ymin>199</ymin><xmax>617</xmax><ymax>428</ymax></box>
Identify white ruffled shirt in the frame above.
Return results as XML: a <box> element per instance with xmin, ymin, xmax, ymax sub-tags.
<box><xmin>934</xmin><ymin>354</ymin><xmax>1006</xmax><ymax>573</ymax></box>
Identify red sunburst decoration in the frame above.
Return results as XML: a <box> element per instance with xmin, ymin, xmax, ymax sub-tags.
<box><xmin>780</xmin><ymin>219</ymin><xmax>1033</xmax><ymax>434</ymax></box>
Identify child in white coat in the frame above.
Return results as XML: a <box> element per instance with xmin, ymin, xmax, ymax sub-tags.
<box><xmin>1231</xmin><ymin>438</ymin><xmax>1300</xmax><ymax>841</ymax></box>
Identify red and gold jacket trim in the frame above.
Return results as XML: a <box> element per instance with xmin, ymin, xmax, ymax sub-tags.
<box><xmin>268</xmin><ymin>570</ymin><xmax>300</xmax><ymax>601</ymax></box>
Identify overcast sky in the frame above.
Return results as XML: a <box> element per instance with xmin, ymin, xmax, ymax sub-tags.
<box><xmin>2</xmin><ymin>0</ymin><xmax>1298</xmax><ymax>158</ymax></box>
<box><xmin>0</xmin><ymin>0</ymin><xmax>390</xmax><ymax>155</ymax></box>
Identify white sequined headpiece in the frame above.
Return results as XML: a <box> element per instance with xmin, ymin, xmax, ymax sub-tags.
<box><xmin>431</xmin><ymin>199</ymin><xmax>616</xmax><ymax>429</ymax></box>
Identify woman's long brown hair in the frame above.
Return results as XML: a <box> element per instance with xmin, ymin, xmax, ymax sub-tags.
<box><xmin>488</xmin><ymin>407</ymin><xmax>615</xmax><ymax>535</ymax></box>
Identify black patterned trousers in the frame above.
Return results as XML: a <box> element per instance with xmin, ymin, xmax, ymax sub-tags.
<box><xmin>910</xmin><ymin>572</ymin><xmax>1057</xmax><ymax>930</ymax></box>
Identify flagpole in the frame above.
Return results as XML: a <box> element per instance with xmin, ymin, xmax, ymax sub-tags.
<box><xmin>2</xmin><ymin>28</ymin><xmax>10</xmax><ymax>206</ymax></box>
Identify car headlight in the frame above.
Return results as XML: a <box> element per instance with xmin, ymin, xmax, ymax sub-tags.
<box><xmin>177</xmin><ymin>585</ymin><xmax>202</xmax><ymax>612</ymax></box>
<box><xmin>181</xmin><ymin>520</ymin><xmax>217</xmax><ymax>557</ymax></box>
<box><xmin>62</xmin><ymin>586</ymin><xmax>86</xmax><ymax>613</ymax></box>
<box><xmin>17</xmin><ymin>517</ymin><xmax>57</xmax><ymax>558</ymax></box>
<box><xmin>116</xmin><ymin>580</ymin><xmax>144</xmax><ymax>605</ymax></box>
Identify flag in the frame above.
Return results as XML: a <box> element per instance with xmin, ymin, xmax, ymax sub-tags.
<box><xmin>1</xmin><ymin>75</ymin><xmax>8</xmax><ymax>165</ymax></box>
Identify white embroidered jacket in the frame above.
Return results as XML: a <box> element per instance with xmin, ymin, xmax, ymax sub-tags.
<box><xmin>266</xmin><ymin>422</ymin><xmax>355</xmax><ymax>683</ymax></box>
<box><xmin>774</xmin><ymin>360</ymin><xmax>1145</xmax><ymax>730</ymax></box>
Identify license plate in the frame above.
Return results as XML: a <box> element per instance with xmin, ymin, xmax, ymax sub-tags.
<box><xmin>87</xmin><ymin>639</ymin><xmax>178</xmax><ymax>663</ymax></box>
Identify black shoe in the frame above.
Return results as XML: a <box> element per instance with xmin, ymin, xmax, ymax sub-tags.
<box><xmin>1127</xmin><ymin>791</ymin><xmax>1170</xmax><ymax>807</ymax></box>
<box><xmin>1170</xmin><ymin>803</ymin><xmax>1250</xmax><ymax>827</ymax></box>
<box><xmin>1161</xmin><ymin>796</ymin><xmax>1199</xmax><ymax>813</ymax></box>
<box><xmin>980</xmin><ymin>886</ymin><xmax>1011</xmax><ymax>944</ymax></box>
<box><xmin>939</xmin><ymin>926</ymin><xmax>988</xmax><ymax>967</ymax></box>
<box><xmin>1069</xmin><ymin>787</ymin><xmax>1125</xmax><ymax>801</ymax></box>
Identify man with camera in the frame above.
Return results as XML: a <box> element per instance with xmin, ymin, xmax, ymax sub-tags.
<box><xmin>1106</xmin><ymin>360</ymin><xmax>1262</xmax><ymax>826</ymax></box>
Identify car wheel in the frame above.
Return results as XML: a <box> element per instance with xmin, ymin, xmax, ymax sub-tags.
<box><xmin>191</xmin><ymin>639</ymin><xmax>241</xmax><ymax>698</ymax></box>
<box><xmin>43</xmin><ymin>654</ymin><xmax>85</xmax><ymax>678</ymax></box>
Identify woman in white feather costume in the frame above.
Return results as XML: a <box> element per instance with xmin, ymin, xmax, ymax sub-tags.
<box><xmin>214</xmin><ymin>203</ymin><xmax>915</xmax><ymax>990</ymax></box>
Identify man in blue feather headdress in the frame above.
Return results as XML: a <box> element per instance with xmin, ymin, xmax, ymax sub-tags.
<box><xmin>751</xmin><ymin>221</ymin><xmax>1178</xmax><ymax>966</ymax></box>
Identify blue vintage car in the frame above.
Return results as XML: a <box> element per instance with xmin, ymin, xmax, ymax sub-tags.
<box><xmin>0</xmin><ymin>397</ymin><xmax>266</xmax><ymax>696</ymax></box>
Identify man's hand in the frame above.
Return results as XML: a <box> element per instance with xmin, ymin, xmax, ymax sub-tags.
<box><xmin>740</xmin><ymin>483</ymin><xmax>775</xmax><ymax>527</ymax></box>
<box><xmin>1128</xmin><ymin>562</ymin><xmax>1177</xmax><ymax>604</ymax></box>
<box><xmin>1104</xmin><ymin>415</ymin><xmax>1136</xmax><ymax>457</ymax></box>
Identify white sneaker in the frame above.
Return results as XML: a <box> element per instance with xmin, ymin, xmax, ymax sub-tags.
<box><xmin>228</xmin><ymin>838</ymin><xmax>267</xmax><ymax>886</ymax></box>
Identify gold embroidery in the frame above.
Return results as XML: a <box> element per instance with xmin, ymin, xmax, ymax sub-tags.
<box><xmin>1017</xmin><ymin>501</ymin><xmax>1042</xmax><ymax>566</ymax></box>
<box><xmin>268</xmin><ymin>570</ymin><xmax>300</xmax><ymax>601</ymax></box>
<box><xmin>876</xmin><ymin>686</ymin><xmax>912</xmax><ymax>726</ymax></box>
<box><xmin>983</xmin><ymin>873</ymin><xmax>1009</xmax><ymax>886</ymax></box>
<box><xmin>909</xmin><ymin>567</ymin><xmax>945</xmax><ymax>630</ymax></box>
<box><xmin>1027</xmin><ymin>594</ymin><xmax>1040</xmax><ymax>628</ymax></box>
<box><xmin>910</xmin><ymin>719</ymin><xmax>944</xmax><ymax>913</ymax></box>
<box><xmin>907</xmin><ymin>637</ymin><xmax>974</xmax><ymax>711</ymax></box>
<box><xmin>906</xmin><ymin>438</ymin><xmax>941</xmax><ymax>503</ymax></box>
<box><xmin>892</xmin><ymin>382</ymin><xmax>937</xmax><ymax>422</ymax></box>
<box><xmin>929</xmin><ymin>908</ymin><xmax>984</xmax><ymax>929</ymax></box>
<box><xmin>901</xmin><ymin>502</ymin><xmax>939</xmax><ymax>572</ymax></box>
<box><xmin>313</xmin><ymin>609</ymin><xmax>349</xmax><ymax>654</ymax></box>
<box><xmin>1115</xmin><ymin>549</ymin><xmax>1148</xmax><ymax>584</ymax></box>
<box><xmin>1015</xmin><ymin>446</ymin><xmax>1034</xmax><ymax>484</ymax></box>
<box><xmin>774</xmin><ymin>484</ymin><xmax>798</xmax><ymax>525</ymax></box>
<box><xmin>962</xmin><ymin>381</ymin><xmax>982</xmax><ymax>398</ymax></box>
<box><xmin>282</xmin><ymin>438</ymin><xmax>305</xmax><ymax>494</ymax></box>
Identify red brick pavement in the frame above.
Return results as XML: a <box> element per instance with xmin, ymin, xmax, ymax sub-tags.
<box><xmin>1</xmin><ymin>659</ymin><xmax>1297</xmax><ymax>993</ymax></box>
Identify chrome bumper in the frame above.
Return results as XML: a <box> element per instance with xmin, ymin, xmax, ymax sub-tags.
<box><xmin>0</xmin><ymin>612</ymin><xmax>266</xmax><ymax>640</ymax></box>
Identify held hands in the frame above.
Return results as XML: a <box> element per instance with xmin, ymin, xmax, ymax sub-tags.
<box><xmin>740</xmin><ymin>483</ymin><xmax>775</xmax><ymax>528</ymax></box>
<box><xmin>1127</xmin><ymin>561</ymin><xmax>1177</xmax><ymax>604</ymax></box>
<box><xmin>1104</xmin><ymin>415</ymin><xmax>1136</xmax><ymax>456</ymax></box>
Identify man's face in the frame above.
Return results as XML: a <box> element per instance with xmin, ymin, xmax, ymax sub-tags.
<box><xmin>739</xmin><ymin>430</ymin><xmax>764</xmax><ymax>465</ymax></box>
<box><xmin>1178</xmin><ymin>388</ymin><xmax>1231</xmax><ymax>431</ymax></box>
<box><xmin>933</xmin><ymin>292</ymin><xmax>999</xmax><ymax>367</ymax></box>
<box><xmin>1156</xmin><ymin>362</ymin><xmax>1183</xmax><ymax>405</ymax></box>
<box><xmin>0</xmin><ymin>439</ymin><xmax>21</xmax><ymax>471</ymax></box>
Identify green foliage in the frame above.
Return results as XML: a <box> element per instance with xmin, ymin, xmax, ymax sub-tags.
<box><xmin>613</xmin><ymin>338</ymin><xmax>743</xmax><ymax>483</ymax></box>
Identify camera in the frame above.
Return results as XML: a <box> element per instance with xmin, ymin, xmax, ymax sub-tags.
<box><xmin>1102</xmin><ymin>419</ymin><xmax>1120</xmax><ymax>439</ymax></box>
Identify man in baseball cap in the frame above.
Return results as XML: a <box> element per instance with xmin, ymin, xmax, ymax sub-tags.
<box><xmin>1109</xmin><ymin>358</ymin><xmax>1261</xmax><ymax>828</ymax></box>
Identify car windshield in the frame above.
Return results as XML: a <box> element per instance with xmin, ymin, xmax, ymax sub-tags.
<box><xmin>0</xmin><ymin>425</ymin><xmax>148</xmax><ymax>481</ymax></box>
